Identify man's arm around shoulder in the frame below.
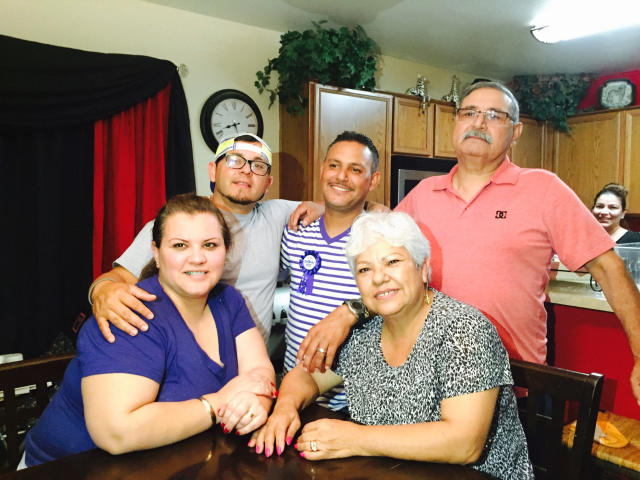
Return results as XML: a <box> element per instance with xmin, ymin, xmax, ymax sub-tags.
<box><xmin>90</xmin><ymin>266</ymin><xmax>156</xmax><ymax>343</ymax></box>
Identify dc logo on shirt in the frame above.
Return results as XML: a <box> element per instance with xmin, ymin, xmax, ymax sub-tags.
<box><xmin>495</xmin><ymin>210</ymin><xmax>507</xmax><ymax>219</ymax></box>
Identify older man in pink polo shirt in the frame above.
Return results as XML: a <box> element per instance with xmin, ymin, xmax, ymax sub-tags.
<box><xmin>299</xmin><ymin>81</ymin><xmax>640</xmax><ymax>405</ymax></box>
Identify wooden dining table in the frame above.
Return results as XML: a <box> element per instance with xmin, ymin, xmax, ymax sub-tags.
<box><xmin>0</xmin><ymin>404</ymin><xmax>493</xmax><ymax>479</ymax></box>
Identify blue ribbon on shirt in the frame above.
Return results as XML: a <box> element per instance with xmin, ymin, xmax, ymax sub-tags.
<box><xmin>298</xmin><ymin>250</ymin><xmax>322</xmax><ymax>294</ymax></box>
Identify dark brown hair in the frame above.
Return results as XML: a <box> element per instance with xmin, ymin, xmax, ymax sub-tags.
<box><xmin>140</xmin><ymin>193</ymin><xmax>231</xmax><ymax>280</ymax></box>
<box><xmin>593</xmin><ymin>183</ymin><xmax>628</xmax><ymax>211</ymax></box>
<box><xmin>327</xmin><ymin>131</ymin><xmax>379</xmax><ymax>173</ymax></box>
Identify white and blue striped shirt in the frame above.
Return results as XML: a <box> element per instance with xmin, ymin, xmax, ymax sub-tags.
<box><xmin>281</xmin><ymin>216</ymin><xmax>360</xmax><ymax>410</ymax></box>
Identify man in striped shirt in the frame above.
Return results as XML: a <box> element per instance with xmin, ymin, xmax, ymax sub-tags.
<box><xmin>281</xmin><ymin>131</ymin><xmax>381</xmax><ymax>411</ymax></box>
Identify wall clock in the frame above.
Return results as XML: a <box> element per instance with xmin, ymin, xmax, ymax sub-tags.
<box><xmin>598</xmin><ymin>79</ymin><xmax>636</xmax><ymax>110</ymax></box>
<box><xmin>200</xmin><ymin>89</ymin><xmax>264</xmax><ymax>152</ymax></box>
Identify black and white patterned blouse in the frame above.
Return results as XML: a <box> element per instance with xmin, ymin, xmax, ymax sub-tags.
<box><xmin>335</xmin><ymin>290</ymin><xmax>534</xmax><ymax>480</ymax></box>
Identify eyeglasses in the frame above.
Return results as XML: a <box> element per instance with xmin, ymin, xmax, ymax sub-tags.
<box><xmin>224</xmin><ymin>153</ymin><xmax>270</xmax><ymax>176</ymax></box>
<box><xmin>456</xmin><ymin>108</ymin><xmax>513</xmax><ymax>124</ymax></box>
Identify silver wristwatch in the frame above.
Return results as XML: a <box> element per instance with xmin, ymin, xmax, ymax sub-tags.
<box><xmin>344</xmin><ymin>298</ymin><xmax>370</xmax><ymax>324</ymax></box>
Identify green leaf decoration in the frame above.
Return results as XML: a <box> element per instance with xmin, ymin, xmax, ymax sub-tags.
<box><xmin>255</xmin><ymin>21</ymin><xmax>380</xmax><ymax>115</ymax></box>
<box><xmin>510</xmin><ymin>74</ymin><xmax>596</xmax><ymax>132</ymax></box>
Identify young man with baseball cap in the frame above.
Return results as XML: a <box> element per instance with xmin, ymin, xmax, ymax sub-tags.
<box><xmin>89</xmin><ymin>133</ymin><xmax>321</xmax><ymax>342</ymax></box>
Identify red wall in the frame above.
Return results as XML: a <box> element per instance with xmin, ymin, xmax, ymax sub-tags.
<box><xmin>553</xmin><ymin>304</ymin><xmax>639</xmax><ymax>419</ymax></box>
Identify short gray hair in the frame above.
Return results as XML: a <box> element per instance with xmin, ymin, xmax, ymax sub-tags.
<box><xmin>460</xmin><ymin>81</ymin><xmax>520</xmax><ymax>123</ymax></box>
<box><xmin>346</xmin><ymin>211</ymin><xmax>431</xmax><ymax>280</ymax></box>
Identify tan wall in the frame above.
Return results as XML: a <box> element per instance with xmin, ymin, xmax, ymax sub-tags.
<box><xmin>377</xmin><ymin>55</ymin><xmax>485</xmax><ymax>99</ymax></box>
<box><xmin>0</xmin><ymin>0</ymin><xmax>486</xmax><ymax>197</ymax></box>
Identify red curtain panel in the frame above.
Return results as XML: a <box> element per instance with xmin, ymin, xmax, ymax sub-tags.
<box><xmin>92</xmin><ymin>83</ymin><xmax>171</xmax><ymax>278</ymax></box>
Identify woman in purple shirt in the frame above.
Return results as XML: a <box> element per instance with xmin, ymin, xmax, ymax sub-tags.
<box><xmin>23</xmin><ymin>194</ymin><xmax>275</xmax><ymax>467</ymax></box>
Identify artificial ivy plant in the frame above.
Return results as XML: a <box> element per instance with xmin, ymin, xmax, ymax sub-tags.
<box><xmin>510</xmin><ymin>73</ymin><xmax>595</xmax><ymax>132</ymax></box>
<box><xmin>255</xmin><ymin>21</ymin><xmax>380</xmax><ymax>115</ymax></box>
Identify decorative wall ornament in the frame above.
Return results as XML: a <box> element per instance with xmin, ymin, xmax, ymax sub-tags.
<box><xmin>406</xmin><ymin>74</ymin><xmax>430</xmax><ymax>113</ymax></box>
<box><xmin>442</xmin><ymin>75</ymin><xmax>460</xmax><ymax>108</ymax></box>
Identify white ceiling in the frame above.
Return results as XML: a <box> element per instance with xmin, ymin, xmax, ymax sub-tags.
<box><xmin>146</xmin><ymin>0</ymin><xmax>640</xmax><ymax>80</ymax></box>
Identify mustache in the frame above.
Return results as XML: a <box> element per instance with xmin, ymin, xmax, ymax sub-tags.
<box><xmin>462</xmin><ymin>129</ymin><xmax>493</xmax><ymax>144</ymax></box>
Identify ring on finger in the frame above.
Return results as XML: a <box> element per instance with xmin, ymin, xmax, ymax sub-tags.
<box><xmin>248</xmin><ymin>409</ymin><xmax>255</xmax><ymax>419</ymax></box>
<box><xmin>310</xmin><ymin>440</ymin><xmax>318</xmax><ymax>452</ymax></box>
<box><xmin>317</xmin><ymin>347</ymin><xmax>327</xmax><ymax>354</ymax></box>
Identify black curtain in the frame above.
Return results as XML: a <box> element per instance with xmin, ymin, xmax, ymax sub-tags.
<box><xmin>0</xmin><ymin>35</ymin><xmax>194</xmax><ymax>357</ymax></box>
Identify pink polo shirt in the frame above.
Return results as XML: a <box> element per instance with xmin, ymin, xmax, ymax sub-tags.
<box><xmin>396</xmin><ymin>158</ymin><xmax>614</xmax><ymax>364</ymax></box>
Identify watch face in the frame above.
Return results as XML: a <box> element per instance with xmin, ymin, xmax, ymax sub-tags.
<box><xmin>599</xmin><ymin>79</ymin><xmax>636</xmax><ymax>109</ymax></box>
<box><xmin>348</xmin><ymin>299</ymin><xmax>366</xmax><ymax>314</ymax></box>
<box><xmin>211</xmin><ymin>98</ymin><xmax>260</xmax><ymax>143</ymax></box>
<box><xmin>200</xmin><ymin>89</ymin><xmax>264</xmax><ymax>152</ymax></box>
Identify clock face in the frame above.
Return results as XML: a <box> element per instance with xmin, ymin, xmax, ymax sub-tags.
<box><xmin>211</xmin><ymin>98</ymin><xmax>260</xmax><ymax>143</ymax></box>
<box><xmin>200</xmin><ymin>89</ymin><xmax>264</xmax><ymax>152</ymax></box>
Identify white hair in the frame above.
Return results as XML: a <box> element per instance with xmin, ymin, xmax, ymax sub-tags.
<box><xmin>346</xmin><ymin>211</ymin><xmax>431</xmax><ymax>280</ymax></box>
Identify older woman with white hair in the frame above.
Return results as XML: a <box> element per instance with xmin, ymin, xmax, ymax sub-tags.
<box><xmin>250</xmin><ymin>211</ymin><xmax>533</xmax><ymax>480</ymax></box>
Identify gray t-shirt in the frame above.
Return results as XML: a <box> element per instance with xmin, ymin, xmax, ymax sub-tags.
<box><xmin>115</xmin><ymin>199</ymin><xmax>299</xmax><ymax>341</ymax></box>
<box><xmin>336</xmin><ymin>290</ymin><xmax>534</xmax><ymax>480</ymax></box>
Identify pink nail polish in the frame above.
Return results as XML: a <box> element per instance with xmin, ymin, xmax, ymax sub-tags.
<box><xmin>223</xmin><ymin>428</ymin><xmax>229</xmax><ymax>434</ymax></box>
<box><xmin>300</xmin><ymin>452</ymin><xmax>306</xmax><ymax>458</ymax></box>
<box><xmin>265</xmin><ymin>448</ymin><xmax>271</xmax><ymax>457</ymax></box>
<box><xmin>247</xmin><ymin>440</ymin><xmax>253</xmax><ymax>447</ymax></box>
<box><xmin>221</xmin><ymin>423</ymin><xmax>225</xmax><ymax>429</ymax></box>
<box><xmin>277</xmin><ymin>446</ymin><xmax>282</xmax><ymax>456</ymax></box>
<box><xmin>294</xmin><ymin>443</ymin><xmax>299</xmax><ymax>450</ymax></box>
<box><xmin>286</xmin><ymin>436</ymin><xmax>292</xmax><ymax>446</ymax></box>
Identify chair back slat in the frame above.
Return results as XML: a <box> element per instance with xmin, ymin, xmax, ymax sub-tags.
<box><xmin>510</xmin><ymin>358</ymin><xmax>603</xmax><ymax>480</ymax></box>
<box><xmin>0</xmin><ymin>353</ymin><xmax>74</xmax><ymax>471</ymax></box>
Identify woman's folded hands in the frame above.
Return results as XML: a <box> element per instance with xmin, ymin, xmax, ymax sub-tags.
<box><xmin>212</xmin><ymin>372</ymin><xmax>277</xmax><ymax>435</ymax></box>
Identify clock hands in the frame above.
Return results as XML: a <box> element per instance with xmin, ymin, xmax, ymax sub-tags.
<box><xmin>223</xmin><ymin>121</ymin><xmax>241</xmax><ymax>132</ymax></box>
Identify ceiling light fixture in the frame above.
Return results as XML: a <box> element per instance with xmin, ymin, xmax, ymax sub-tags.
<box><xmin>530</xmin><ymin>0</ymin><xmax>640</xmax><ymax>44</ymax></box>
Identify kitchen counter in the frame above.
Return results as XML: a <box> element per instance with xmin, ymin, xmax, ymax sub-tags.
<box><xmin>546</xmin><ymin>279</ymin><xmax>612</xmax><ymax>312</ymax></box>
<box><xmin>546</xmin><ymin>254</ymin><xmax>640</xmax><ymax>420</ymax></box>
<box><xmin>546</xmin><ymin>275</ymin><xmax>638</xmax><ymax>419</ymax></box>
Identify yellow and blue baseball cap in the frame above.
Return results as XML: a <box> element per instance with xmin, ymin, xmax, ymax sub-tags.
<box><xmin>214</xmin><ymin>133</ymin><xmax>272</xmax><ymax>166</ymax></box>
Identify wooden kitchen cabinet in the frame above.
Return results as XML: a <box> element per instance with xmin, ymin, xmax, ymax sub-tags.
<box><xmin>392</xmin><ymin>96</ymin><xmax>433</xmax><ymax>156</ymax></box>
<box><xmin>391</xmin><ymin>95</ymin><xmax>546</xmax><ymax>168</ymax></box>
<box><xmin>391</xmin><ymin>96</ymin><xmax>456</xmax><ymax>159</ymax></box>
<box><xmin>623</xmin><ymin>107</ymin><xmax>640</xmax><ymax>213</ymax></box>
<box><xmin>279</xmin><ymin>82</ymin><xmax>392</xmax><ymax>206</ymax></box>
<box><xmin>510</xmin><ymin>116</ymin><xmax>546</xmax><ymax>169</ymax></box>
<box><xmin>433</xmin><ymin>103</ymin><xmax>457</xmax><ymax>158</ymax></box>
<box><xmin>551</xmin><ymin>110</ymin><xmax>623</xmax><ymax>208</ymax></box>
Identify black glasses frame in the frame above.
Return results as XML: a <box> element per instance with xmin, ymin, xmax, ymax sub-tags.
<box><xmin>224</xmin><ymin>153</ymin><xmax>270</xmax><ymax>176</ymax></box>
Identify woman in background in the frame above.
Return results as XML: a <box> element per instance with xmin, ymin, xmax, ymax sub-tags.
<box><xmin>251</xmin><ymin>211</ymin><xmax>533</xmax><ymax>480</ymax></box>
<box><xmin>23</xmin><ymin>194</ymin><xmax>275</xmax><ymax>468</ymax></box>
<box><xmin>593</xmin><ymin>183</ymin><xmax>640</xmax><ymax>244</ymax></box>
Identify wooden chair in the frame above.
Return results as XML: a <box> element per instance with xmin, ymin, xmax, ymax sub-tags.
<box><xmin>0</xmin><ymin>353</ymin><xmax>74</xmax><ymax>471</ymax></box>
<box><xmin>510</xmin><ymin>358</ymin><xmax>603</xmax><ymax>480</ymax></box>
